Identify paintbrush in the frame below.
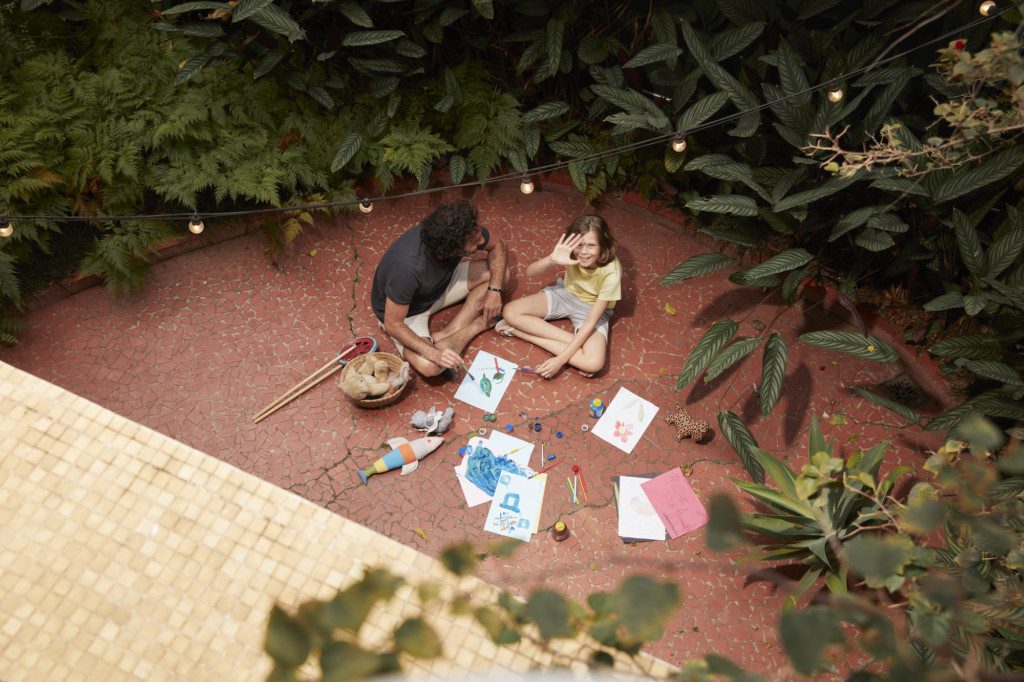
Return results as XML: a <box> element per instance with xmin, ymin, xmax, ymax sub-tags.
<box><xmin>460</xmin><ymin>363</ymin><xmax>476</xmax><ymax>381</ymax></box>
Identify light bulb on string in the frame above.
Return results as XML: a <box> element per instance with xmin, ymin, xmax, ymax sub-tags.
<box><xmin>826</xmin><ymin>86</ymin><xmax>844</xmax><ymax>103</ymax></box>
<box><xmin>0</xmin><ymin>220</ymin><xmax>12</xmax><ymax>238</ymax></box>
<box><xmin>671</xmin><ymin>135</ymin><xmax>687</xmax><ymax>153</ymax></box>
<box><xmin>358</xmin><ymin>199</ymin><xmax>373</xmax><ymax>214</ymax></box>
<box><xmin>519</xmin><ymin>175</ymin><xmax>535</xmax><ymax>195</ymax></box>
<box><xmin>188</xmin><ymin>215</ymin><xmax>204</xmax><ymax>235</ymax></box>
<box><xmin>979</xmin><ymin>1</ymin><xmax>996</xmax><ymax>15</ymax></box>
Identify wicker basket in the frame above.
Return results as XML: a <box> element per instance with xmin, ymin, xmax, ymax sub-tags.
<box><xmin>338</xmin><ymin>352</ymin><xmax>410</xmax><ymax>409</ymax></box>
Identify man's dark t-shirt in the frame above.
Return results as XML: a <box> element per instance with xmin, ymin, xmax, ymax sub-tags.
<box><xmin>371</xmin><ymin>225</ymin><xmax>489</xmax><ymax>321</ymax></box>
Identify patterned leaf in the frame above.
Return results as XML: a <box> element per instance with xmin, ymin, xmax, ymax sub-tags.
<box><xmin>717</xmin><ymin>411</ymin><xmax>765</xmax><ymax>483</ymax></box>
<box><xmin>930</xmin><ymin>334</ymin><xmax>1003</xmax><ymax>361</ymax></box>
<box><xmin>338</xmin><ymin>0</ymin><xmax>373</xmax><ymax>27</ymax></box>
<box><xmin>342</xmin><ymin>30</ymin><xmax>404</xmax><ymax>46</ymax></box>
<box><xmin>590</xmin><ymin>85</ymin><xmax>669</xmax><ymax>131</ymax></box>
<box><xmin>568</xmin><ymin>162</ymin><xmax>586</xmax><ymax>192</ymax></box>
<box><xmin>774</xmin><ymin>176</ymin><xmax>858</xmax><ymax>212</ymax></box>
<box><xmin>986</xmin><ymin>278</ymin><xmax>1024</xmax><ymax>312</ymax></box>
<box><xmin>232</xmin><ymin>0</ymin><xmax>272</xmax><ymax>22</ymax></box>
<box><xmin>867</xmin><ymin>213</ymin><xmax>908</xmax><ymax>233</ymax></box>
<box><xmin>986</xmin><ymin>210</ymin><xmax>1024</xmax><ymax>277</ymax></box>
<box><xmin>677</xmin><ymin>319</ymin><xmax>739</xmax><ymax>390</ymax></box>
<box><xmin>853</xmin><ymin>387</ymin><xmax>920</xmax><ymax>423</ymax></box>
<box><xmin>660</xmin><ymin>253</ymin><xmax>732</xmax><ymax>285</ymax></box>
<box><xmin>331</xmin><ymin>132</ymin><xmax>363</xmax><ymax>172</ymax></box>
<box><xmin>448</xmin><ymin>155</ymin><xmax>467</xmax><ymax>184</ymax></box>
<box><xmin>955</xmin><ymin>359</ymin><xmax>1023</xmax><ymax>385</ymax></box>
<box><xmin>369</xmin><ymin>77</ymin><xmax>399</xmax><ymax>98</ymax></box>
<box><xmin>686</xmin><ymin>195</ymin><xmax>759</xmax><ymax>217</ymax></box>
<box><xmin>923</xmin><ymin>292</ymin><xmax>964</xmax><ymax>312</ymax></box>
<box><xmin>624</xmin><ymin>43</ymin><xmax>683</xmax><ymax>68</ymax></box>
<box><xmin>926</xmin><ymin>395</ymin><xmax>1024</xmax><ymax>431</ymax></box>
<box><xmin>951</xmin><ymin>209</ymin><xmax>986</xmax><ymax>277</ymax></box>
<box><xmin>705</xmin><ymin>338</ymin><xmax>762</xmax><ymax>382</ymax></box>
<box><xmin>161</xmin><ymin>1</ymin><xmax>229</xmax><ymax>15</ymax></box>
<box><xmin>523</xmin><ymin>125</ymin><xmax>540</xmax><ymax>157</ymax></box>
<box><xmin>544</xmin><ymin>18</ymin><xmax>565</xmax><ymax>78</ymax></box>
<box><xmin>781</xmin><ymin>268</ymin><xmax>808</xmax><ymax>304</ymax></box>
<box><xmin>870</xmin><ymin>177</ymin><xmax>929</xmax><ymax>195</ymax></box>
<box><xmin>307</xmin><ymin>86</ymin><xmax>334</xmax><ymax>109</ymax></box>
<box><xmin>394</xmin><ymin>38</ymin><xmax>426</xmax><ymax>58</ymax></box>
<box><xmin>549</xmin><ymin>140</ymin><xmax>595</xmax><ymax>158</ymax></box>
<box><xmin>854</xmin><ymin>227</ymin><xmax>895</xmax><ymax>252</ymax></box>
<box><xmin>675</xmin><ymin>92</ymin><xmax>730</xmax><ymax>132</ymax></box>
<box><xmin>521</xmin><ymin>101</ymin><xmax>569</xmax><ymax>124</ymax></box>
<box><xmin>933</xmin><ymin>147</ymin><xmax>1024</xmax><ymax>203</ymax></box>
<box><xmin>744</xmin><ymin>248</ymin><xmax>813</xmax><ymax>279</ymax></box>
<box><xmin>773</xmin><ymin>40</ymin><xmax>811</xmax><ymax>107</ymax></box>
<box><xmin>250</xmin><ymin>4</ymin><xmax>304</xmax><ymax>41</ymax></box>
<box><xmin>708</xmin><ymin>21</ymin><xmax>766</xmax><ymax>61</ymax></box>
<box><xmin>181</xmin><ymin>23</ymin><xmax>224</xmax><ymax>37</ymax></box>
<box><xmin>800</xmin><ymin>331</ymin><xmax>898</xmax><ymax>362</ymax></box>
<box><xmin>174</xmin><ymin>53</ymin><xmax>211</xmax><ymax>84</ymax></box>
<box><xmin>253</xmin><ymin>46</ymin><xmax>286</xmax><ymax>79</ymax></box>
<box><xmin>470</xmin><ymin>0</ymin><xmax>494</xmax><ymax>19</ymax></box>
<box><xmin>760</xmin><ymin>333</ymin><xmax>787</xmax><ymax>416</ymax></box>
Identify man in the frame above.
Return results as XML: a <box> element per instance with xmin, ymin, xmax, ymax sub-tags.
<box><xmin>370</xmin><ymin>200</ymin><xmax>509</xmax><ymax>377</ymax></box>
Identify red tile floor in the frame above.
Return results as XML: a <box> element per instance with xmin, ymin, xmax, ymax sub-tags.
<box><xmin>1</xmin><ymin>179</ymin><xmax>948</xmax><ymax>676</ymax></box>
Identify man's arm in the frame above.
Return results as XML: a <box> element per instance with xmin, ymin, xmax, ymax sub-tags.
<box><xmin>383</xmin><ymin>299</ymin><xmax>440</xmax><ymax>363</ymax></box>
<box><xmin>478</xmin><ymin>229</ymin><xmax>508</xmax><ymax>321</ymax></box>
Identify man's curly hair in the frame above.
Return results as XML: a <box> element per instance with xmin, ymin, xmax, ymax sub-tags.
<box><xmin>421</xmin><ymin>200</ymin><xmax>479</xmax><ymax>261</ymax></box>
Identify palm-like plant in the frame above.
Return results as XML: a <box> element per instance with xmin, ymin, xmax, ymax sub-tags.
<box><xmin>733</xmin><ymin>419</ymin><xmax>911</xmax><ymax>594</ymax></box>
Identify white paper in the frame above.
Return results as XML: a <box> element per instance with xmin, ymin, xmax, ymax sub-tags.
<box><xmin>484</xmin><ymin>472</ymin><xmax>545</xmax><ymax>541</ymax></box>
<box><xmin>617</xmin><ymin>476</ymin><xmax>667</xmax><ymax>540</ymax></box>
<box><xmin>591</xmin><ymin>387</ymin><xmax>659</xmax><ymax>454</ymax></box>
<box><xmin>454</xmin><ymin>350</ymin><xmax>517</xmax><ymax>413</ymax></box>
<box><xmin>452</xmin><ymin>433</ymin><xmax>534</xmax><ymax>507</ymax></box>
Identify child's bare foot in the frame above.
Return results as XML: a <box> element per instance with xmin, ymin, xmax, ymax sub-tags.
<box><xmin>576</xmin><ymin>368</ymin><xmax>595</xmax><ymax>378</ymax></box>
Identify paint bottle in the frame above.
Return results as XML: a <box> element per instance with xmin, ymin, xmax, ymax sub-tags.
<box><xmin>589</xmin><ymin>398</ymin><xmax>604</xmax><ymax>418</ymax></box>
<box><xmin>551</xmin><ymin>521</ymin><xmax>570</xmax><ymax>542</ymax></box>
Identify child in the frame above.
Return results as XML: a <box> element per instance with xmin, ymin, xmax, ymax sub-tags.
<box><xmin>496</xmin><ymin>215</ymin><xmax>621</xmax><ymax>378</ymax></box>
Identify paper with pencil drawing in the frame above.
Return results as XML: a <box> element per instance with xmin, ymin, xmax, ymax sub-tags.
<box><xmin>641</xmin><ymin>468</ymin><xmax>708</xmax><ymax>539</ymax></box>
<box><xmin>617</xmin><ymin>475</ymin><xmax>667</xmax><ymax>541</ymax></box>
<box><xmin>454</xmin><ymin>350</ymin><xmax>517</xmax><ymax>412</ymax></box>
<box><xmin>592</xmin><ymin>387</ymin><xmax>659</xmax><ymax>454</ymax></box>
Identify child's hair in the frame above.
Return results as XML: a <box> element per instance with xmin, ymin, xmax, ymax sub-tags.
<box><xmin>564</xmin><ymin>215</ymin><xmax>616</xmax><ymax>266</ymax></box>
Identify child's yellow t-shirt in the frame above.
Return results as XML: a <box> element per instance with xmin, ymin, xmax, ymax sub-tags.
<box><xmin>563</xmin><ymin>258</ymin><xmax>622</xmax><ymax>310</ymax></box>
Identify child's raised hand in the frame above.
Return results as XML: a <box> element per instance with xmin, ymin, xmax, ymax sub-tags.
<box><xmin>549</xmin><ymin>233</ymin><xmax>583</xmax><ymax>266</ymax></box>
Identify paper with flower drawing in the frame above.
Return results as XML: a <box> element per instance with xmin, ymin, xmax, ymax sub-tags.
<box><xmin>454</xmin><ymin>350</ymin><xmax>518</xmax><ymax>412</ymax></box>
<box><xmin>640</xmin><ymin>468</ymin><xmax>708</xmax><ymax>539</ymax></box>
<box><xmin>591</xmin><ymin>387</ymin><xmax>659</xmax><ymax>454</ymax></box>
<box><xmin>483</xmin><ymin>472</ymin><xmax>545</xmax><ymax>541</ymax></box>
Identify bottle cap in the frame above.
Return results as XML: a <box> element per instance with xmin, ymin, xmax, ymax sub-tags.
<box><xmin>592</xmin><ymin>399</ymin><xmax>602</xmax><ymax>407</ymax></box>
<box><xmin>554</xmin><ymin>521</ymin><xmax>566</xmax><ymax>532</ymax></box>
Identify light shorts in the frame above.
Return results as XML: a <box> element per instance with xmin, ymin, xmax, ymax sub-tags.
<box><xmin>543</xmin><ymin>278</ymin><xmax>612</xmax><ymax>340</ymax></box>
<box><xmin>381</xmin><ymin>260</ymin><xmax>471</xmax><ymax>356</ymax></box>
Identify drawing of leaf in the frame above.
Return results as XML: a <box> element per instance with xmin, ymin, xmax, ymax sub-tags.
<box><xmin>480</xmin><ymin>376</ymin><xmax>493</xmax><ymax>396</ymax></box>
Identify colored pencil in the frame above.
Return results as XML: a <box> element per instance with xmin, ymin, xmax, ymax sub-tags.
<box><xmin>573</xmin><ymin>464</ymin><xmax>590</xmax><ymax>503</ymax></box>
<box><xmin>536</xmin><ymin>461</ymin><xmax>560</xmax><ymax>476</ymax></box>
<box><xmin>516</xmin><ymin>366</ymin><xmax>537</xmax><ymax>373</ymax></box>
<box><xmin>613</xmin><ymin>481</ymin><xmax>619</xmax><ymax>505</ymax></box>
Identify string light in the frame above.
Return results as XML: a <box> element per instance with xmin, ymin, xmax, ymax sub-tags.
<box><xmin>671</xmin><ymin>135</ymin><xmax>687</xmax><ymax>153</ymax></box>
<box><xmin>188</xmin><ymin>215</ymin><xmax>204</xmax><ymax>234</ymax></box>
<box><xmin>0</xmin><ymin>220</ymin><xmax>12</xmax><ymax>238</ymax></box>
<box><xmin>0</xmin><ymin>6</ymin><xmax>1007</xmax><ymax>226</ymax></box>
<box><xmin>519</xmin><ymin>175</ymin><xmax>535</xmax><ymax>194</ymax></box>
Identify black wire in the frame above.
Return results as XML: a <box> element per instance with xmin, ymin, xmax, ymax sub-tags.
<box><xmin>3</xmin><ymin>3</ymin><xmax>1013</xmax><ymax>225</ymax></box>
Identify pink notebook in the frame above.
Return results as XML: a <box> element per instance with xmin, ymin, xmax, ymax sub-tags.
<box><xmin>640</xmin><ymin>468</ymin><xmax>708</xmax><ymax>539</ymax></box>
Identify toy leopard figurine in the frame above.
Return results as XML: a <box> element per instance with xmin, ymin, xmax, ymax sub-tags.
<box><xmin>665</xmin><ymin>408</ymin><xmax>710</xmax><ymax>442</ymax></box>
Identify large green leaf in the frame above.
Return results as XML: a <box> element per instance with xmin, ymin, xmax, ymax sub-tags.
<box><xmin>624</xmin><ymin>43</ymin><xmax>683</xmax><ymax>68</ymax></box>
<box><xmin>522</xmin><ymin>590</ymin><xmax>574</xmax><ymax>640</ymax></box>
<box><xmin>750</xmin><ymin>447</ymin><xmax>798</xmax><ymax>499</ymax></box>
<box><xmin>922</xmin><ymin>291</ymin><xmax>964</xmax><ymax>312</ymax></box>
<box><xmin>331</xmin><ymin>132</ymin><xmax>363</xmax><ymax>173</ymax></box>
<box><xmin>932</xmin><ymin>147</ymin><xmax>1024</xmax><ymax>203</ymax></box>
<box><xmin>955</xmin><ymin>359</ymin><xmax>1023</xmax><ymax>385</ymax></box>
<box><xmin>232</xmin><ymin>0</ymin><xmax>272</xmax><ymax>22</ymax></box>
<box><xmin>174</xmin><ymin>52</ymin><xmax>211</xmax><ymax>84</ymax></box>
<box><xmin>704</xmin><ymin>337</ymin><xmax>761</xmax><ymax>382</ymax></box>
<box><xmin>678</xmin><ymin>18</ymin><xmax>760</xmax><ymax>137</ymax></box>
<box><xmin>759</xmin><ymin>332</ymin><xmax>787</xmax><ymax>416</ymax></box>
<box><xmin>253</xmin><ymin>46</ymin><xmax>286</xmax><ymax>79</ymax></box>
<box><xmin>342</xmin><ymin>30</ymin><xmax>405</xmax><ymax>46</ymax></box>
<box><xmin>733</xmin><ymin>479</ymin><xmax>815</xmax><ymax>517</ymax></box>
<box><xmin>950</xmin><ymin>209</ymin><xmax>986</xmax><ymax>277</ymax></box>
<box><xmin>320</xmin><ymin>641</ymin><xmax>384</xmax><ymax>680</ymax></box>
<box><xmin>853</xmin><ymin>387</ymin><xmax>921</xmax><ymax>423</ymax></box>
<box><xmin>677</xmin><ymin>319</ymin><xmax>738</xmax><ymax>389</ymax></box>
<box><xmin>394</xmin><ymin>618</ymin><xmax>442</xmax><ymax>658</ymax></box>
<box><xmin>338</xmin><ymin>0</ymin><xmax>373</xmax><ymax>27</ymax></box>
<box><xmin>854</xmin><ymin>227</ymin><xmax>896</xmax><ymax>252</ymax></box>
<box><xmin>708</xmin><ymin>21</ymin><xmax>766</xmax><ymax>61</ymax></box>
<box><xmin>250</xmin><ymin>4</ymin><xmax>305</xmax><ymax>41</ymax></box>
<box><xmin>614</xmin><ymin>576</ymin><xmax>679</xmax><ymax>644</ymax></box>
<box><xmin>521</xmin><ymin>101</ymin><xmax>569</xmax><ymax>124</ymax></box>
<box><xmin>828</xmin><ymin>205</ymin><xmax>884</xmax><ymax>242</ymax></box>
<box><xmin>743</xmin><ymin>248</ymin><xmax>813</xmax><ymax>279</ymax></box>
<box><xmin>930</xmin><ymin>334</ymin><xmax>1003</xmax><ymax>361</ymax></box>
<box><xmin>590</xmin><ymin>85</ymin><xmax>669</xmax><ymax>131</ymax></box>
<box><xmin>265</xmin><ymin>605</ymin><xmax>311</xmax><ymax>667</ymax></box>
<box><xmin>160</xmin><ymin>1</ymin><xmax>229</xmax><ymax>15</ymax></box>
<box><xmin>718</xmin><ymin>411</ymin><xmax>765</xmax><ymax>483</ymax></box>
<box><xmin>706</xmin><ymin>494</ymin><xmax>745</xmax><ymax>551</ymax></box>
<box><xmin>772</xmin><ymin>40</ymin><xmax>811</xmax><ymax>107</ymax></box>
<box><xmin>780</xmin><ymin>607</ymin><xmax>845</xmax><ymax>675</ymax></box>
<box><xmin>686</xmin><ymin>195</ymin><xmax>759</xmax><ymax>216</ymax></box>
<box><xmin>986</xmin><ymin>211</ymin><xmax>1024</xmax><ymax>277</ymax></box>
<box><xmin>675</xmin><ymin>92</ymin><xmax>729</xmax><ymax>132</ymax></box>
<box><xmin>774</xmin><ymin>176</ymin><xmax>858</xmax><ymax>212</ymax></box>
<box><xmin>800</xmin><ymin>330</ymin><xmax>898</xmax><ymax>362</ymax></box>
<box><xmin>660</xmin><ymin>253</ymin><xmax>732</xmax><ymax>285</ymax></box>
<box><xmin>685</xmin><ymin>155</ymin><xmax>770</xmax><ymax>201</ymax></box>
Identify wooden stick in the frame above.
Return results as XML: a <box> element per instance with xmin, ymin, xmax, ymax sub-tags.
<box><xmin>253</xmin><ymin>344</ymin><xmax>356</xmax><ymax>422</ymax></box>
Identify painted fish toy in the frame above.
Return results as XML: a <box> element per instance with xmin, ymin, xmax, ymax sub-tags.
<box><xmin>358</xmin><ymin>436</ymin><xmax>444</xmax><ymax>484</ymax></box>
